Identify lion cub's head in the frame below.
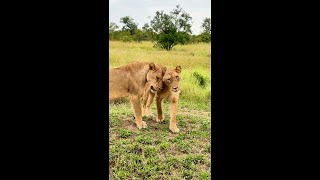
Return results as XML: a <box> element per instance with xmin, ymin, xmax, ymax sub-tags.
<box><xmin>146</xmin><ymin>63</ymin><xmax>167</xmax><ymax>93</ymax></box>
<box><xmin>163</xmin><ymin>66</ymin><xmax>182</xmax><ymax>93</ymax></box>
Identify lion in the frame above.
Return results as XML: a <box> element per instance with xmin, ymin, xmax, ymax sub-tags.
<box><xmin>109</xmin><ymin>62</ymin><xmax>166</xmax><ymax>129</ymax></box>
<box><xmin>142</xmin><ymin>65</ymin><xmax>182</xmax><ymax>133</ymax></box>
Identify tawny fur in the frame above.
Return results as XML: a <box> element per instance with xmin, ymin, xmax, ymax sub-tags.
<box><xmin>109</xmin><ymin>62</ymin><xmax>166</xmax><ymax>129</ymax></box>
<box><xmin>142</xmin><ymin>65</ymin><xmax>182</xmax><ymax>133</ymax></box>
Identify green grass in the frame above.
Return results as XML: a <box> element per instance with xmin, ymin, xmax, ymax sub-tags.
<box><xmin>109</xmin><ymin>41</ymin><xmax>211</xmax><ymax>107</ymax></box>
<box><xmin>109</xmin><ymin>41</ymin><xmax>211</xmax><ymax>179</ymax></box>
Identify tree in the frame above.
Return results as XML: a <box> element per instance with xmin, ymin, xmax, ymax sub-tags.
<box><xmin>133</xmin><ymin>29</ymin><xmax>144</xmax><ymax>42</ymax></box>
<box><xmin>109</xmin><ymin>22</ymin><xmax>119</xmax><ymax>33</ymax></box>
<box><xmin>150</xmin><ymin>5</ymin><xmax>192</xmax><ymax>50</ymax></box>
<box><xmin>120</xmin><ymin>16</ymin><xmax>138</xmax><ymax>35</ymax></box>
<box><xmin>142</xmin><ymin>23</ymin><xmax>150</xmax><ymax>31</ymax></box>
<box><xmin>142</xmin><ymin>23</ymin><xmax>156</xmax><ymax>41</ymax></box>
<box><xmin>201</xmin><ymin>17</ymin><xmax>211</xmax><ymax>34</ymax></box>
<box><xmin>109</xmin><ymin>22</ymin><xmax>119</xmax><ymax>40</ymax></box>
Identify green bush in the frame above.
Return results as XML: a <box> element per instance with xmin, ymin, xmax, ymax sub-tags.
<box><xmin>121</xmin><ymin>35</ymin><xmax>133</xmax><ymax>42</ymax></box>
<box><xmin>199</xmin><ymin>32</ymin><xmax>211</xmax><ymax>43</ymax></box>
<box><xmin>192</xmin><ymin>72</ymin><xmax>209</xmax><ymax>88</ymax></box>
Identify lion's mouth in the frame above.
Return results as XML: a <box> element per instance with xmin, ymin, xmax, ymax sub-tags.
<box><xmin>150</xmin><ymin>85</ymin><xmax>157</xmax><ymax>93</ymax></box>
<box><xmin>172</xmin><ymin>89</ymin><xmax>180</xmax><ymax>93</ymax></box>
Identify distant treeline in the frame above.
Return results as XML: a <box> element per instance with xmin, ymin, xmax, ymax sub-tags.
<box><xmin>109</xmin><ymin>5</ymin><xmax>211</xmax><ymax>50</ymax></box>
<box><xmin>109</xmin><ymin>30</ymin><xmax>211</xmax><ymax>44</ymax></box>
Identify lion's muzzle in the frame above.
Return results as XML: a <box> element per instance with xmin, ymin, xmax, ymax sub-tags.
<box><xmin>172</xmin><ymin>86</ymin><xmax>180</xmax><ymax>92</ymax></box>
<box><xmin>150</xmin><ymin>85</ymin><xmax>157</xmax><ymax>93</ymax></box>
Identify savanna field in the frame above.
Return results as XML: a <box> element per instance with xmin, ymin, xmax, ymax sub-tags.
<box><xmin>109</xmin><ymin>41</ymin><xmax>211</xmax><ymax>179</ymax></box>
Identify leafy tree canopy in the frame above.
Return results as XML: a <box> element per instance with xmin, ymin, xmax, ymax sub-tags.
<box><xmin>120</xmin><ymin>16</ymin><xmax>138</xmax><ymax>35</ymax></box>
<box><xmin>201</xmin><ymin>17</ymin><xmax>211</xmax><ymax>34</ymax></box>
<box><xmin>150</xmin><ymin>5</ymin><xmax>192</xmax><ymax>50</ymax></box>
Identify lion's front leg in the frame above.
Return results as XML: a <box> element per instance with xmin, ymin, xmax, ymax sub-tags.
<box><xmin>130</xmin><ymin>95</ymin><xmax>147</xmax><ymax>129</ymax></box>
<box><xmin>141</xmin><ymin>85</ymin><xmax>150</xmax><ymax>117</ymax></box>
<box><xmin>169</xmin><ymin>95</ymin><xmax>179</xmax><ymax>133</ymax></box>
<box><xmin>155</xmin><ymin>96</ymin><xmax>165</xmax><ymax>123</ymax></box>
<box><xmin>145</xmin><ymin>92</ymin><xmax>155</xmax><ymax>117</ymax></box>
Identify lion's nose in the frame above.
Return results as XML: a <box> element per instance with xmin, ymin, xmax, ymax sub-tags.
<box><xmin>173</xmin><ymin>86</ymin><xmax>178</xmax><ymax>90</ymax></box>
<box><xmin>150</xmin><ymin>86</ymin><xmax>155</xmax><ymax>90</ymax></box>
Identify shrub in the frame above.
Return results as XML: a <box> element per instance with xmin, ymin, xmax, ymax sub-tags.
<box><xmin>121</xmin><ymin>35</ymin><xmax>133</xmax><ymax>42</ymax></box>
<box><xmin>192</xmin><ymin>72</ymin><xmax>209</xmax><ymax>88</ymax></box>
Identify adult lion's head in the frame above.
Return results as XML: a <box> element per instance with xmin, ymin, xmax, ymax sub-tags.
<box><xmin>146</xmin><ymin>63</ymin><xmax>167</xmax><ymax>93</ymax></box>
<box><xmin>163</xmin><ymin>65</ymin><xmax>182</xmax><ymax>93</ymax></box>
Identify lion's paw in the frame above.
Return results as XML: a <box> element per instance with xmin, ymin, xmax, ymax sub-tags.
<box><xmin>156</xmin><ymin>115</ymin><xmax>164</xmax><ymax>123</ymax></box>
<box><xmin>142</xmin><ymin>121</ymin><xmax>148</xmax><ymax>128</ymax></box>
<box><xmin>137</xmin><ymin>121</ymin><xmax>148</xmax><ymax>129</ymax></box>
<box><xmin>170</xmin><ymin>126</ymin><xmax>180</xmax><ymax>133</ymax></box>
<box><xmin>136</xmin><ymin>121</ymin><xmax>148</xmax><ymax>129</ymax></box>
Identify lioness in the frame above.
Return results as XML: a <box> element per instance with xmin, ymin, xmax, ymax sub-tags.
<box><xmin>142</xmin><ymin>66</ymin><xmax>182</xmax><ymax>133</ymax></box>
<box><xmin>109</xmin><ymin>62</ymin><xmax>166</xmax><ymax>129</ymax></box>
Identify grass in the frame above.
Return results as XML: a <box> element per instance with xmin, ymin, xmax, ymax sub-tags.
<box><xmin>109</xmin><ymin>41</ymin><xmax>211</xmax><ymax>179</ymax></box>
<box><xmin>109</xmin><ymin>41</ymin><xmax>211</xmax><ymax>108</ymax></box>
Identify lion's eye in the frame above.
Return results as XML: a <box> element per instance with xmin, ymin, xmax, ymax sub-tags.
<box><xmin>176</xmin><ymin>76</ymin><xmax>179</xmax><ymax>80</ymax></box>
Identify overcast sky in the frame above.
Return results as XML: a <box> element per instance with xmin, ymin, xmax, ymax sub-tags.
<box><xmin>109</xmin><ymin>0</ymin><xmax>211</xmax><ymax>35</ymax></box>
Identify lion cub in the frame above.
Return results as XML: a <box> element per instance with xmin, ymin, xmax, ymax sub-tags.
<box><xmin>142</xmin><ymin>66</ymin><xmax>182</xmax><ymax>133</ymax></box>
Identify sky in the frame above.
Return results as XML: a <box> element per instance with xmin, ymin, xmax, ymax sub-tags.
<box><xmin>109</xmin><ymin>0</ymin><xmax>211</xmax><ymax>35</ymax></box>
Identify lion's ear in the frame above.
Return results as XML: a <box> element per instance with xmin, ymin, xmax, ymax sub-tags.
<box><xmin>162</xmin><ymin>67</ymin><xmax>167</xmax><ymax>75</ymax></box>
<box><xmin>149</xmin><ymin>63</ymin><xmax>156</xmax><ymax>71</ymax></box>
<box><xmin>175</xmin><ymin>66</ymin><xmax>182</xmax><ymax>73</ymax></box>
